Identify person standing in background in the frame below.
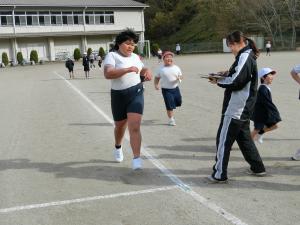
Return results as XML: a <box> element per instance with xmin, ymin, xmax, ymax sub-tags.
<box><xmin>175</xmin><ymin>43</ymin><xmax>181</xmax><ymax>55</ymax></box>
<box><xmin>82</xmin><ymin>52</ymin><xmax>90</xmax><ymax>79</ymax></box>
<box><xmin>266</xmin><ymin>41</ymin><xmax>271</xmax><ymax>56</ymax></box>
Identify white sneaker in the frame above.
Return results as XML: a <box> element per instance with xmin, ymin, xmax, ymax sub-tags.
<box><xmin>132</xmin><ymin>157</ymin><xmax>142</xmax><ymax>170</ymax></box>
<box><xmin>257</xmin><ymin>134</ymin><xmax>263</xmax><ymax>144</ymax></box>
<box><xmin>168</xmin><ymin>118</ymin><xmax>176</xmax><ymax>126</ymax></box>
<box><xmin>113</xmin><ymin>147</ymin><xmax>123</xmax><ymax>162</ymax></box>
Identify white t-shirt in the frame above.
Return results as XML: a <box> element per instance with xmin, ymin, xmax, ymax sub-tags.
<box><xmin>266</xmin><ymin>43</ymin><xmax>271</xmax><ymax>48</ymax></box>
<box><xmin>176</xmin><ymin>45</ymin><xmax>181</xmax><ymax>51</ymax></box>
<box><xmin>104</xmin><ymin>52</ymin><xmax>144</xmax><ymax>90</ymax></box>
<box><xmin>155</xmin><ymin>64</ymin><xmax>182</xmax><ymax>89</ymax></box>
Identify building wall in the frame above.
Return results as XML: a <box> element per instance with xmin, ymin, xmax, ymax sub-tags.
<box><xmin>0</xmin><ymin>7</ymin><xmax>146</xmax><ymax>62</ymax></box>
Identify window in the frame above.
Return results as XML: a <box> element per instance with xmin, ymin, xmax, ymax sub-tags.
<box><xmin>94</xmin><ymin>11</ymin><xmax>104</xmax><ymax>24</ymax></box>
<box><xmin>25</xmin><ymin>12</ymin><xmax>38</xmax><ymax>26</ymax></box>
<box><xmin>51</xmin><ymin>11</ymin><xmax>62</xmax><ymax>25</ymax></box>
<box><xmin>39</xmin><ymin>15</ymin><xmax>45</xmax><ymax>25</ymax></box>
<box><xmin>38</xmin><ymin>11</ymin><xmax>49</xmax><ymax>26</ymax></box>
<box><xmin>62</xmin><ymin>11</ymin><xmax>72</xmax><ymax>25</ymax></box>
<box><xmin>0</xmin><ymin>11</ymin><xmax>13</xmax><ymax>26</ymax></box>
<box><xmin>73</xmin><ymin>11</ymin><xmax>83</xmax><ymax>25</ymax></box>
<box><xmin>62</xmin><ymin>15</ymin><xmax>67</xmax><ymax>24</ymax></box>
<box><xmin>105</xmin><ymin>11</ymin><xmax>114</xmax><ymax>24</ymax></box>
<box><xmin>85</xmin><ymin>11</ymin><xmax>94</xmax><ymax>25</ymax></box>
<box><xmin>85</xmin><ymin>15</ymin><xmax>89</xmax><ymax>24</ymax></box>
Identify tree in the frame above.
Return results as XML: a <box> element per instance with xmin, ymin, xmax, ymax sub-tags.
<box><xmin>30</xmin><ymin>50</ymin><xmax>38</xmax><ymax>63</ymax></box>
<box><xmin>2</xmin><ymin>52</ymin><xmax>9</xmax><ymax>66</ymax></box>
<box><xmin>17</xmin><ymin>52</ymin><xmax>23</xmax><ymax>64</ymax></box>
<box><xmin>98</xmin><ymin>47</ymin><xmax>105</xmax><ymax>58</ymax></box>
<box><xmin>74</xmin><ymin>48</ymin><xmax>81</xmax><ymax>61</ymax></box>
<box><xmin>87</xmin><ymin>48</ymin><xmax>92</xmax><ymax>56</ymax></box>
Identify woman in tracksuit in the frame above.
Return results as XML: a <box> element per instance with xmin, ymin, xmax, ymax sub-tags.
<box><xmin>208</xmin><ymin>31</ymin><xmax>266</xmax><ymax>183</ymax></box>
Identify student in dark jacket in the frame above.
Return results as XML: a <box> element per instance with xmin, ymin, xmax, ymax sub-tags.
<box><xmin>207</xmin><ymin>31</ymin><xmax>266</xmax><ymax>183</ymax></box>
<box><xmin>251</xmin><ymin>68</ymin><xmax>281</xmax><ymax>144</ymax></box>
<box><xmin>82</xmin><ymin>52</ymin><xmax>90</xmax><ymax>79</ymax></box>
<box><xmin>65</xmin><ymin>57</ymin><xmax>74</xmax><ymax>79</ymax></box>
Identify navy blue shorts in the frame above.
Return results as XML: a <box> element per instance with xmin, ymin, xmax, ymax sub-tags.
<box><xmin>111</xmin><ymin>83</ymin><xmax>144</xmax><ymax>121</ymax></box>
<box><xmin>162</xmin><ymin>87</ymin><xmax>182</xmax><ymax>111</ymax></box>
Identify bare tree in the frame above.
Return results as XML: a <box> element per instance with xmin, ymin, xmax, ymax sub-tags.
<box><xmin>284</xmin><ymin>0</ymin><xmax>299</xmax><ymax>48</ymax></box>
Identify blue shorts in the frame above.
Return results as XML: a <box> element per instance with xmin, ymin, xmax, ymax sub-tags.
<box><xmin>111</xmin><ymin>83</ymin><xmax>144</xmax><ymax>121</ymax></box>
<box><xmin>162</xmin><ymin>87</ymin><xmax>182</xmax><ymax>110</ymax></box>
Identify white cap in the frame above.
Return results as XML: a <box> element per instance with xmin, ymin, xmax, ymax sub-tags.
<box><xmin>258</xmin><ymin>68</ymin><xmax>276</xmax><ymax>78</ymax></box>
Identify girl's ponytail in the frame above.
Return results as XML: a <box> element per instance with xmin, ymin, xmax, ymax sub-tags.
<box><xmin>245</xmin><ymin>37</ymin><xmax>260</xmax><ymax>58</ymax></box>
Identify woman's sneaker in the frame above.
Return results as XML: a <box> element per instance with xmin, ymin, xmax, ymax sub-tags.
<box><xmin>132</xmin><ymin>157</ymin><xmax>142</xmax><ymax>170</ymax></box>
<box><xmin>113</xmin><ymin>147</ymin><xmax>123</xmax><ymax>162</ymax></box>
<box><xmin>206</xmin><ymin>175</ymin><xmax>228</xmax><ymax>184</ymax></box>
<box><xmin>246</xmin><ymin>169</ymin><xmax>266</xmax><ymax>176</ymax></box>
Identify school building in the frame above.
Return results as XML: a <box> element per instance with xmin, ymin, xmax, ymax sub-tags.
<box><xmin>0</xmin><ymin>0</ymin><xmax>147</xmax><ymax>62</ymax></box>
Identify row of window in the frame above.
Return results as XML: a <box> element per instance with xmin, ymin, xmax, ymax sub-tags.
<box><xmin>0</xmin><ymin>11</ymin><xmax>114</xmax><ymax>26</ymax></box>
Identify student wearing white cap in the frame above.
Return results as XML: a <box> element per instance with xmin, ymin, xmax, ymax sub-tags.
<box><xmin>251</xmin><ymin>68</ymin><xmax>281</xmax><ymax>144</ymax></box>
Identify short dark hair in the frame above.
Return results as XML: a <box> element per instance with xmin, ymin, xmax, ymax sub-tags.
<box><xmin>260</xmin><ymin>74</ymin><xmax>269</xmax><ymax>83</ymax></box>
<box><xmin>113</xmin><ymin>28</ymin><xmax>139</xmax><ymax>50</ymax></box>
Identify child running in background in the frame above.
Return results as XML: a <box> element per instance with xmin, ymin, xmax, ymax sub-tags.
<box><xmin>154</xmin><ymin>51</ymin><xmax>182</xmax><ymax>126</ymax></box>
<box><xmin>251</xmin><ymin>67</ymin><xmax>282</xmax><ymax>143</ymax></box>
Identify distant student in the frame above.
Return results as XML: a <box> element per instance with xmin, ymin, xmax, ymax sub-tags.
<box><xmin>251</xmin><ymin>68</ymin><xmax>281</xmax><ymax>144</ymax></box>
<box><xmin>82</xmin><ymin>52</ymin><xmax>90</xmax><ymax>78</ymax></box>
<box><xmin>154</xmin><ymin>51</ymin><xmax>182</xmax><ymax>126</ymax></box>
<box><xmin>97</xmin><ymin>55</ymin><xmax>102</xmax><ymax>68</ymax></box>
<box><xmin>89</xmin><ymin>53</ymin><xmax>95</xmax><ymax>68</ymax></box>
<box><xmin>175</xmin><ymin>43</ymin><xmax>181</xmax><ymax>55</ymax></box>
<box><xmin>157</xmin><ymin>48</ymin><xmax>162</xmax><ymax>62</ymax></box>
<box><xmin>65</xmin><ymin>57</ymin><xmax>74</xmax><ymax>79</ymax></box>
<box><xmin>266</xmin><ymin>41</ymin><xmax>271</xmax><ymax>56</ymax></box>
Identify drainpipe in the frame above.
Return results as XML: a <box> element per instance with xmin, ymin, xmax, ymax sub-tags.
<box><xmin>11</xmin><ymin>5</ymin><xmax>17</xmax><ymax>63</ymax></box>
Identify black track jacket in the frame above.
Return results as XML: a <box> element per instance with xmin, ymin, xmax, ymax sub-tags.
<box><xmin>217</xmin><ymin>46</ymin><xmax>258</xmax><ymax>120</ymax></box>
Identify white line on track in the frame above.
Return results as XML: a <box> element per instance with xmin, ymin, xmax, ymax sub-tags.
<box><xmin>0</xmin><ymin>186</ymin><xmax>177</xmax><ymax>213</ymax></box>
<box><xmin>44</xmin><ymin>72</ymin><xmax>247</xmax><ymax>225</ymax></box>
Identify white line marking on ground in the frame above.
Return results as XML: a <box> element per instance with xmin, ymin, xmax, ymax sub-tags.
<box><xmin>53</xmin><ymin>72</ymin><xmax>248</xmax><ymax>225</ymax></box>
<box><xmin>0</xmin><ymin>186</ymin><xmax>177</xmax><ymax>213</ymax></box>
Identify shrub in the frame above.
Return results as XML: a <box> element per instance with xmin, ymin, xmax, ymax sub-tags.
<box><xmin>30</xmin><ymin>50</ymin><xmax>38</xmax><ymax>63</ymax></box>
<box><xmin>2</xmin><ymin>52</ymin><xmax>9</xmax><ymax>66</ymax></box>
<box><xmin>133</xmin><ymin>46</ymin><xmax>139</xmax><ymax>54</ymax></box>
<box><xmin>98</xmin><ymin>47</ymin><xmax>105</xmax><ymax>58</ymax></box>
<box><xmin>151</xmin><ymin>43</ymin><xmax>160</xmax><ymax>56</ymax></box>
<box><xmin>17</xmin><ymin>52</ymin><xmax>23</xmax><ymax>64</ymax></box>
<box><xmin>74</xmin><ymin>48</ymin><xmax>81</xmax><ymax>60</ymax></box>
<box><xmin>87</xmin><ymin>48</ymin><xmax>92</xmax><ymax>56</ymax></box>
<box><xmin>74</xmin><ymin>48</ymin><xmax>81</xmax><ymax>61</ymax></box>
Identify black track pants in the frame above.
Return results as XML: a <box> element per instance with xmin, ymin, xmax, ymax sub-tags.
<box><xmin>212</xmin><ymin>116</ymin><xmax>265</xmax><ymax>180</ymax></box>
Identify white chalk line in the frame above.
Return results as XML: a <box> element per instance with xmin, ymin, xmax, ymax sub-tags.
<box><xmin>0</xmin><ymin>186</ymin><xmax>177</xmax><ymax>213</ymax></box>
<box><xmin>2</xmin><ymin>71</ymin><xmax>246</xmax><ymax>225</ymax></box>
<box><xmin>54</xmin><ymin>72</ymin><xmax>248</xmax><ymax>225</ymax></box>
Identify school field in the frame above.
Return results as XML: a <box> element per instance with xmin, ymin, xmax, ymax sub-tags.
<box><xmin>0</xmin><ymin>51</ymin><xmax>299</xmax><ymax>225</ymax></box>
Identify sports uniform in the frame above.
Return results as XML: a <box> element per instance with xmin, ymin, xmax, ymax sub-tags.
<box><xmin>212</xmin><ymin>46</ymin><xmax>266</xmax><ymax>181</ymax></box>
